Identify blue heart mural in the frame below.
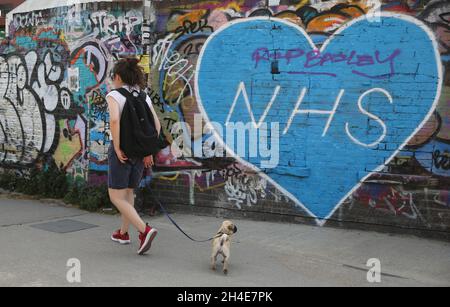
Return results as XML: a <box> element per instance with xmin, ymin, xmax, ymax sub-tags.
<box><xmin>195</xmin><ymin>13</ymin><xmax>442</xmax><ymax>222</ymax></box>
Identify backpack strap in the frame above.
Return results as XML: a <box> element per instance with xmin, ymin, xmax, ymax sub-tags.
<box><xmin>115</xmin><ymin>87</ymin><xmax>147</xmax><ymax>102</ymax></box>
<box><xmin>115</xmin><ymin>88</ymin><xmax>134</xmax><ymax>99</ymax></box>
<box><xmin>116</xmin><ymin>87</ymin><xmax>155</xmax><ymax>125</ymax></box>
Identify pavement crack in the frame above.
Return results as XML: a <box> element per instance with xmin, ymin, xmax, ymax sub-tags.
<box><xmin>342</xmin><ymin>264</ymin><xmax>410</xmax><ymax>280</ymax></box>
<box><xmin>0</xmin><ymin>213</ymin><xmax>90</xmax><ymax>228</ymax></box>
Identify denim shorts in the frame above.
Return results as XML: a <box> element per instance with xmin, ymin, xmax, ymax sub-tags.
<box><xmin>108</xmin><ymin>141</ymin><xmax>145</xmax><ymax>190</ymax></box>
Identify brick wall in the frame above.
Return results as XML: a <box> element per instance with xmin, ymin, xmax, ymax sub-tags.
<box><xmin>1</xmin><ymin>0</ymin><xmax>449</xmax><ymax>239</ymax></box>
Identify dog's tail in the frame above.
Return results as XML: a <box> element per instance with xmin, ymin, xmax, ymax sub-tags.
<box><xmin>220</xmin><ymin>234</ymin><xmax>228</xmax><ymax>247</ymax></box>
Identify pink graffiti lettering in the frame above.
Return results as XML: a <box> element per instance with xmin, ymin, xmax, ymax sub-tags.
<box><xmin>252</xmin><ymin>48</ymin><xmax>401</xmax><ymax>79</ymax></box>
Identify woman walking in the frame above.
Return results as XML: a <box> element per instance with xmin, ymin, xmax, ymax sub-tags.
<box><xmin>106</xmin><ymin>58</ymin><xmax>162</xmax><ymax>255</ymax></box>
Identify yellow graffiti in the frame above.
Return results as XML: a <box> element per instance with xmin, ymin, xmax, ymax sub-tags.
<box><xmin>178</xmin><ymin>10</ymin><xmax>209</xmax><ymax>25</ymax></box>
<box><xmin>159</xmin><ymin>173</ymin><xmax>180</xmax><ymax>181</ymax></box>
<box><xmin>294</xmin><ymin>0</ymin><xmax>310</xmax><ymax>10</ymax></box>
<box><xmin>53</xmin><ymin>120</ymin><xmax>82</xmax><ymax>170</ymax></box>
<box><xmin>139</xmin><ymin>55</ymin><xmax>150</xmax><ymax>74</ymax></box>
<box><xmin>276</xmin><ymin>11</ymin><xmax>304</xmax><ymax>27</ymax></box>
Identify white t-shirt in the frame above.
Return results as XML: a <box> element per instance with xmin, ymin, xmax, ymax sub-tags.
<box><xmin>106</xmin><ymin>86</ymin><xmax>161</xmax><ymax>141</ymax></box>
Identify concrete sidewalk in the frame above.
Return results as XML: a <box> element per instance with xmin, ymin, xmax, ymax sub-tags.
<box><xmin>0</xmin><ymin>193</ymin><xmax>449</xmax><ymax>287</ymax></box>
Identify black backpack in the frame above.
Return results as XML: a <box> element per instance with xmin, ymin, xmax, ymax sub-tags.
<box><xmin>115</xmin><ymin>88</ymin><xmax>161</xmax><ymax>159</ymax></box>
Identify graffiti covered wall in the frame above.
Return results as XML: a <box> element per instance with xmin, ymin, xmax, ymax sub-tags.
<box><xmin>1</xmin><ymin>0</ymin><xmax>449</xmax><ymax>237</ymax></box>
<box><xmin>147</xmin><ymin>0</ymin><xmax>450</xmax><ymax>237</ymax></box>
<box><xmin>0</xmin><ymin>1</ymin><xmax>144</xmax><ymax>185</ymax></box>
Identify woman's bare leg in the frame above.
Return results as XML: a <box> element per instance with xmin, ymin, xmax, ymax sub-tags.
<box><xmin>119</xmin><ymin>189</ymin><xmax>136</xmax><ymax>234</ymax></box>
<box><xmin>109</xmin><ymin>188</ymin><xmax>146</xmax><ymax>233</ymax></box>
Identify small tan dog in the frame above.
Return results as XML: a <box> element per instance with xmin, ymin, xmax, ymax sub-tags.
<box><xmin>211</xmin><ymin>220</ymin><xmax>237</xmax><ymax>275</ymax></box>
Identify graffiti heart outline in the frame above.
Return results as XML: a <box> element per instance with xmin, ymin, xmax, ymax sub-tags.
<box><xmin>194</xmin><ymin>12</ymin><xmax>443</xmax><ymax>225</ymax></box>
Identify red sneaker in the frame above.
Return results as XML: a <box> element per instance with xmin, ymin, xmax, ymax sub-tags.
<box><xmin>111</xmin><ymin>230</ymin><xmax>131</xmax><ymax>245</ymax></box>
<box><xmin>138</xmin><ymin>224</ymin><xmax>158</xmax><ymax>255</ymax></box>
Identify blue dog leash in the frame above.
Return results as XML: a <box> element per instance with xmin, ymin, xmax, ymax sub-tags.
<box><xmin>147</xmin><ymin>188</ymin><xmax>214</xmax><ymax>243</ymax></box>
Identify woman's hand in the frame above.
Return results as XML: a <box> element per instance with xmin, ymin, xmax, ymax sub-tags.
<box><xmin>115</xmin><ymin>147</ymin><xmax>128</xmax><ymax>164</ymax></box>
<box><xmin>143</xmin><ymin>155</ymin><xmax>154</xmax><ymax>169</ymax></box>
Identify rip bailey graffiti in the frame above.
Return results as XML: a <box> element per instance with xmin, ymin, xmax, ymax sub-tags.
<box><xmin>1</xmin><ymin>0</ymin><xmax>449</xmax><ymax>233</ymax></box>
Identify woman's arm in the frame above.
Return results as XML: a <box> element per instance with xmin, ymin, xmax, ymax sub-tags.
<box><xmin>143</xmin><ymin>97</ymin><xmax>161</xmax><ymax>168</ymax></box>
<box><xmin>146</xmin><ymin>99</ymin><xmax>162</xmax><ymax>136</ymax></box>
<box><xmin>107</xmin><ymin>96</ymin><xmax>128</xmax><ymax>163</ymax></box>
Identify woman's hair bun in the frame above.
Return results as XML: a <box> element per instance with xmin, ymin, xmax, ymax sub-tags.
<box><xmin>113</xmin><ymin>57</ymin><xmax>145</xmax><ymax>89</ymax></box>
<box><xmin>126</xmin><ymin>57</ymin><xmax>139</xmax><ymax>67</ymax></box>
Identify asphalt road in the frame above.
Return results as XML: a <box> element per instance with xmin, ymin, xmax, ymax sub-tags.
<box><xmin>0</xmin><ymin>194</ymin><xmax>449</xmax><ymax>287</ymax></box>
